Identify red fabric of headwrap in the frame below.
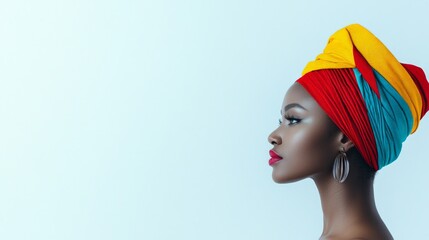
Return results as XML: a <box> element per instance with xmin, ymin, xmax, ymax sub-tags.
<box><xmin>402</xmin><ymin>63</ymin><xmax>429</xmax><ymax>118</ymax></box>
<box><xmin>297</xmin><ymin>69</ymin><xmax>379</xmax><ymax>170</ymax></box>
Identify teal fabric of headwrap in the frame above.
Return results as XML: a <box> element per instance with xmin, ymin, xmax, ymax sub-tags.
<box><xmin>354</xmin><ymin>68</ymin><xmax>413</xmax><ymax>169</ymax></box>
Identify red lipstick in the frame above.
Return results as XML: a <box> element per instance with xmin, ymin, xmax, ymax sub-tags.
<box><xmin>269</xmin><ymin>150</ymin><xmax>283</xmax><ymax>166</ymax></box>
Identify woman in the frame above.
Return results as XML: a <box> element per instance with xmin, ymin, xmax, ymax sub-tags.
<box><xmin>267</xmin><ymin>24</ymin><xmax>429</xmax><ymax>240</ymax></box>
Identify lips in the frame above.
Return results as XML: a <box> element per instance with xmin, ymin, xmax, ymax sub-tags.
<box><xmin>269</xmin><ymin>150</ymin><xmax>283</xmax><ymax>166</ymax></box>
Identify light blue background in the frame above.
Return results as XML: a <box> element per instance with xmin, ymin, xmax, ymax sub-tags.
<box><xmin>1</xmin><ymin>0</ymin><xmax>428</xmax><ymax>239</ymax></box>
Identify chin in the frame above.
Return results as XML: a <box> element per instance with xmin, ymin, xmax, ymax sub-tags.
<box><xmin>272</xmin><ymin>172</ymin><xmax>305</xmax><ymax>184</ymax></box>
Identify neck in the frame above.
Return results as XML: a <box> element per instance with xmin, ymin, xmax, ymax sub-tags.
<box><xmin>313</xmin><ymin>173</ymin><xmax>380</xmax><ymax>238</ymax></box>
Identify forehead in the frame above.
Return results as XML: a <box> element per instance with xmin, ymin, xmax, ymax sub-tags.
<box><xmin>282</xmin><ymin>83</ymin><xmax>319</xmax><ymax>111</ymax></box>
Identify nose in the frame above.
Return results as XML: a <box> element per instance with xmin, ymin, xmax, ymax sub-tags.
<box><xmin>268</xmin><ymin>128</ymin><xmax>282</xmax><ymax>145</ymax></box>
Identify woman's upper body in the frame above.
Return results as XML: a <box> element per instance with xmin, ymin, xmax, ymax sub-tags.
<box><xmin>267</xmin><ymin>24</ymin><xmax>429</xmax><ymax>240</ymax></box>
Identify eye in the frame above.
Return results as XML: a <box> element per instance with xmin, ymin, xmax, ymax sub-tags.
<box><xmin>278</xmin><ymin>118</ymin><xmax>283</xmax><ymax>126</ymax></box>
<box><xmin>285</xmin><ymin>114</ymin><xmax>301</xmax><ymax>125</ymax></box>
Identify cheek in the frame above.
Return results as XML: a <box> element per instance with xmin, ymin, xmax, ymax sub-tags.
<box><xmin>273</xmin><ymin>125</ymin><xmax>335</xmax><ymax>182</ymax></box>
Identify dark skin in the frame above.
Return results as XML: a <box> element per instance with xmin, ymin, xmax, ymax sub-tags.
<box><xmin>268</xmin><ymin>83</ymin><xmax>394</xmax><ymax>240</ymax></box>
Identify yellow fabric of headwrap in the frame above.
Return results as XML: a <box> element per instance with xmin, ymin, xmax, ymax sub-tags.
<box><xmin>302</xmin><ymin>24</ymin><xmax>422</xmax><ymax>132</ymax></box>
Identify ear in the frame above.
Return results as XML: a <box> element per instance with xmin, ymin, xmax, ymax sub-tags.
<box><xmin>337</xmin><ymin>131</ymin><xmax>355</xmax><ymax>152</ymax></box>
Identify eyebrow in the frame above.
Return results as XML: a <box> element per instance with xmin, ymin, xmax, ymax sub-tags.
<box><xmin>281</xmin><ymin>103</ymin><xmax>308</xmax><ymax>114</ymax></box>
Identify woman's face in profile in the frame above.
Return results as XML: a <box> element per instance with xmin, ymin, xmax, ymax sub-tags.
<box><xmin>268</xmin><ymin>83</ymin><xmax>341</xmax><ymax>183</ymax></box>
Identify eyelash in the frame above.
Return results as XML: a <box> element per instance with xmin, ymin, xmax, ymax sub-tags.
<box><xmin>278</xmin><ymin>114</ymin><xmax>301</xmax><ymax>126</ymax></box>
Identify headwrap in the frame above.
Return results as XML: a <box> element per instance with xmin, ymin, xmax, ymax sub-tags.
<box><xmin>296</xmin><ymin>24</ymin><xmax>429</xmax><ymax>170</ymax></box>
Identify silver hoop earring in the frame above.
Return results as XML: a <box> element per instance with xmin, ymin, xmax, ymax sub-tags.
<box><xmin>332</xmin><ymin>147</ymin><xmax>349</xmax><ymax>183</ymax></box>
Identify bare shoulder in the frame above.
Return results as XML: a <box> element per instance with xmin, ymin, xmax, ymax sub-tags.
<box><xmin>345</xmin><ymin>230</ymin><xmax>393</xmax><ymax>240</ymax></box>
<box><xmin>346</xmin><ymin>219</ymin><xmax>394</xmax><ymax>240</ymax></box>
<box><xmin>321</xmin><ymin>226</ymin><xmax>393</xmax><ymax>240</ymax></box>
<box><xmin>349</xmin><ymin>238</ymin><xmax>387</xmax><ymax>240</ymax></box>
<box><xmin>323</xmin><ymin>237</ymin><xmax>390</xmax><ymax>240</ymax></box>
<box><xmin>321</xmin><ymin>218</ymin><xmax>394</xmax><ymax>240</ymax></box>
<box><xmin>322</xmin><ymin>237</ymin><xmax>369</xmax><ymax>240</ymax></box>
